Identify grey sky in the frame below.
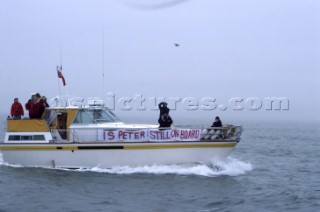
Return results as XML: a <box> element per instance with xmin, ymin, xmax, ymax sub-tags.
<box><xmin>1</xmin><ymin>0</ymin><xmax>319</xmax><ymax>124</ymax></box>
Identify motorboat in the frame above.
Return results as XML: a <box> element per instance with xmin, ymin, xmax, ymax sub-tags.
<box><xmin>0</xmin><ymin>98</ymin><xmax>243</xmax><ymax>169</ymax></box>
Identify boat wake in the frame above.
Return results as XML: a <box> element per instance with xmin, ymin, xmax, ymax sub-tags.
<box><xmin>75</xmin><ymin>157</ymin><xmax>252</xmax><ymax>177</ymax></box>
<box><xmin>0</xmin><ymin>152</ymin><xmax>252</xmax><ymax>177</ymax></box>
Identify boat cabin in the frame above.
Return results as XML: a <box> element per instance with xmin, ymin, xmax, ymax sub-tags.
<box><xmin>5</xmin><ymin>106</ymin><xmax>122</xmax><ymax>143</ymax></box>
<box><xmin>4</xmin><ymin>104</ymin><xmax>243</xmax><ymax>144</ymax></box>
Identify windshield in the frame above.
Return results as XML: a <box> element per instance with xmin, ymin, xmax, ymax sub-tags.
<box><xmin>73</xmin><ymin>108</ymin><xmax>120</xmax><ymax>124</ymax></box>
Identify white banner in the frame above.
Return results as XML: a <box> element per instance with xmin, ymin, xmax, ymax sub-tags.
<box><xmin>98</xmin><ymin>129</ymin><xmax>201</xmax><ymax>142</ymax></box>
<box><xmin>98</xmin><ymin>129</ymin><xmax>149</xmax><ymax>142</ymax></box>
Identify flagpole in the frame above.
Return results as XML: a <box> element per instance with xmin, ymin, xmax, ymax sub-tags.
<box><xmin>56</xmin><ymin>66</ymin><xmax>62</xmax><ymax>107</ymax></box>
<box><xmin>60</xmin><ymin>65</ymin><xmax>69</xmax><ymax>107</ymax></box>
<box><xmin>57</xmin><ymin>65</ymin><xmax>68</xmax><ymax>107</ymax></box>
<box><xmin>64</xmin><ymin>85</ymin><xmax>69</xmax><ymax>107</ymax></box>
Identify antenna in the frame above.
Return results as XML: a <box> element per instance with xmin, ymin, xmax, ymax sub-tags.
<box><xmin>59</xmin><ymin>45</ymin><xmax>63</xmax><ymax>69</ymax></box>
<box><xmin>56</xmin><ymin>65</ymin><xmax>63</xmax><ymax>106</ymax></box>
<box><xmin>102</xmin><ymin>25</ymin><xmax>105</xmax><ymax>97</ymax></box>
<box><xmin>57</xmin><ymin>46</ymin><xmax>63</xmax><ymax>105</ymax></box>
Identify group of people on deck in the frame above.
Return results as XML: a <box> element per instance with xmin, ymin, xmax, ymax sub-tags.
<box><xmin>10</xmin><ymin>93</ymin><xmax>49</xmax><ymax>120</ymax></box>
<box><xmin>10</xmin><ymin>95</ymin><xmax>222</xmax><ymax>129</ymax></box>
<box><xmin>157</xmin><ymin>101</ymin><xmax>222</xmax><ymax>129</ymax></box>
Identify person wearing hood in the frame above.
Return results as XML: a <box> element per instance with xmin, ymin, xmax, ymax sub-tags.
<box><xmin>211</xmin><ymin>116</ymin><xmax>222</xmax><ymax>128</ymax></box>
<box><xmin>158</xmin><ymin>101</ymin><xmax>170</xmax><ymax>119</ymax></box>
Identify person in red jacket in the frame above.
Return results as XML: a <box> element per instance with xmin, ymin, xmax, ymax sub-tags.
<box><xmin>11</xmin><ymin>98</ymin><xmax>24</xmax><ymax>119</ymax></box>
<box><xmin>25</xmin><ymin>93</ymin><xmax>45</xmax><ymax>119</ymax></box>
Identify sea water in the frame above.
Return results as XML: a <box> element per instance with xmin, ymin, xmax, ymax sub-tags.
<box><xmin>0</xmin><ymin>117</ymin><xmax>319</xmax><ymax>212</ymax></box>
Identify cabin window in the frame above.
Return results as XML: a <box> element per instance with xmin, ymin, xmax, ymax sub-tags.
<box><xmin>8</xmin><ymin>135</ymin><xmax>21</xmax><ymax>141</ymax></box>
<box><xmin>8</xmin><ymin>135</ymin><xmax>46</xmax><ymax>141</ymax></box>
<box><xmin>73</xmin><ymin>110</ymin><xmax>93</xmax><ymax>124</ymax></box>
<box><xmin>73</xmin><ymin>108</ymin><xmax>120</xmax><ymax>124</ymax></box>
<box><xmin>21</xmin><ymin>135</ymin><xmax>33</xmax><ymax>140</ymax></box>
<box><xmin>33</xmin><ymin>135</ymin><xmax>46</xmax><ymax>140</ymax></box>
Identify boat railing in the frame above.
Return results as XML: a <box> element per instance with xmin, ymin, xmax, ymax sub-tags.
<box><xmin>157</xmin><ymin>126</ymin><xmax>243</xmax><ymax>141</ymax></box>
<box><xmin>49</xmin><ymin>125</ymin><xmax>243</xmax><ymax>143</ymax></box>
<box><xmin>200</xmin><ymin>126</ymin><xmax>243</xmax><ymax>142</ymax></box>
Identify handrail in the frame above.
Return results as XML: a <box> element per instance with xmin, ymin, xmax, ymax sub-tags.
<box><xmin>200</xmin><ymin>126</ymin><xmax>243</xmax><ymax>141</ymax></box>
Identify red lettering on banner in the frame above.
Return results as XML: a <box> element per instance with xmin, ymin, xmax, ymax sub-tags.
<box><xmin>153</xmin><ymin>131</ymin><xmax>160</xmax><ymax>139</ymax></box>
<box><xmin>164</xmin><ymin>131</ymin><xmax>170</xmax><ymax>139</ymax></box>
<box><xmin>149</xmin><ymin>131</ymin><xmax>154</xmax><ymax>140</ymax></box>
<box><xmin>150</xmin><ymin>131</ymin><xmax>155</xmax><ymax>139</ymax></box>
<box><xmin>180</xmin><ymin>130</ymin><xmax>185</xmax><ymax>139</ymax></box>
<box><xmin>177</xmin><ymin>129</ymin><xmax>200</xmax><ymax>140</ymax></box>
<box><xmin>134</xmin><ymin>132</ymin><xmax>139</xmax><ymax>139</ymax></box>
<box><xmin>107</xmin><ymin>131</ymin><xmax>115</xmax><ymax>140</ymax></box>
<box><xmin>130</xmin><ymin>132</ymin><xmax>135</xmax><ymax>139</ymax></box>
<box><xmin>127</xmin><ymin>132</ymin><xmax>132</xmax><ymax>139</ymax></box>
<box><xmin>122</xmin><ymin>132</ymin><xmax>127</xmax><ymax>139</ymax></box>
<box><xmin>118</xmin><ymin>130</ymin><xmax>123</xmax><ymax>139</ymax></box>
<box><xmin>101</xmin><ymin>129</ymin><xmax>201</xmax><ymax>142</ymax></box>
<box><xmin>171</xmin><ymin>129</ymin><xmax>179</xmax><ymax>138</ymax></box>
<box><xmin>194</xmin><ymin>130</ymin><xmax>200</xmax><ymax>138</ymax></box>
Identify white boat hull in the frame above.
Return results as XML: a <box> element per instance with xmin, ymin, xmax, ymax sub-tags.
<box><xmin>0</xmin><ymin>142</ymin><xmax>237</xmax><ymax>168</ymax></box>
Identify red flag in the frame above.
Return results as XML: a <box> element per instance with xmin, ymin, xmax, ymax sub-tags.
<box><xmin>57</xmin><ymin>69</ymin><xmax>66</xmax><ymax>86</ymax></box>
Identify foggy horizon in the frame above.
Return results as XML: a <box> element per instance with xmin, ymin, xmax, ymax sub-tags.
<box><xmin>1</xmin><ymin>0</ymin><xmax>319</xmax><ymax>123</ymax></box>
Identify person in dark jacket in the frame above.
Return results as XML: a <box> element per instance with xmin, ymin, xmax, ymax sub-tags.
<box><xmin>158</xmin><ymin>102</ymin><xmax>170</xmax><ymax>119</ymax></box>
<box><xmin>158</xmin><ymin>113</ymin><xmax>173</xmax><ymax>128</ymax></box>
<box><xmin>211</xmin><ymin>116</ymin><xmax>222</xmax><ymax>128</ymax></box>
<box><xmin>11</xmin><ymin>98</ymin><xmax>24</xmax><ymax>119</ymax></box>
<box><xmin>41</xmin><ymin>96</ymin><xmax>50</xmax><ymax>108</ymax></box>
